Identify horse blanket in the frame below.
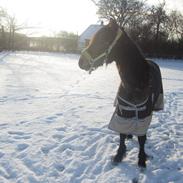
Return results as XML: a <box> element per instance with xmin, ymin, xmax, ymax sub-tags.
<box><xmin>109</xmin><ymin>60</ymin><xmax>164</xmax><ymax>136</ymax></box>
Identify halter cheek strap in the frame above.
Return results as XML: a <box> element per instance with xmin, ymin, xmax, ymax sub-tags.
<box><xmin>82</xmin><ymin>48</ymin><xmax>107</xmax><ymax>65</ymax></box>
<box><xmin>107</xmin><ymin>28</ymin><xmax>123</xmax><ymax>56</ymax></box>
<box><xmin>81</xmin><ymin>28</ymin><xmax>123</xmax><ymax>73</ymax></box>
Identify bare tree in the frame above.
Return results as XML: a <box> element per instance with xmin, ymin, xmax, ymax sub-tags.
<box><xmin>166</xmin><ymin>10</ymin><xmax>183</xmax><ymax>40</ymax></box>
<box><xmin>0</xmin><ymin>7</ymin><xmax>8</xmax><ymax>50</ymax></box>
<box><xmin>5</xmin><ymin>15</ymin><xmax>29</xmax><ymax>50</ymax></box>
<box><xmin>96</xmin><ymin>0</ymin><xmax>146</xmax><ymax>28</ymax></box>
<box><xmin>91</xmin><ymin>0</ymin><xmax>98</xmax><ymax>6</ymax></box>
<box><xmin>147</xmin><ymin>1</ymin><xmax>169</xmax><ymax>42</ymax></box>
<box><xmin>0</xmin><ymin>7</ymin><xmax>7</xmax><ymax>24</ymax></box>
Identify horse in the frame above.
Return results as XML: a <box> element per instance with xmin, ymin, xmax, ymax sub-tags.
<box><xmin>78</xmin><ymin>18</ymin><xmax>164</xmax><ymax>168</ymax></box>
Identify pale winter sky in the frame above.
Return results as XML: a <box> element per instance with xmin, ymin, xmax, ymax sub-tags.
<box><xmin>0</xmin><ymin>0</ymin><xmax>183</xmax><ymax>37</ymax></box>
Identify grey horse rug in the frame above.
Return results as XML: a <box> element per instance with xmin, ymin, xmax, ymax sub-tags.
<box><xmin>109</xmin><ymin>60</ymin><xmax>164</xmax><ymax>136</ymax></box>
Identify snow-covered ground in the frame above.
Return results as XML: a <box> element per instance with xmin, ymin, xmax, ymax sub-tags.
<box><xmin>0</xmin><ymin>51</ymin><xmax>183</xmax><ymax>183</ymax></box>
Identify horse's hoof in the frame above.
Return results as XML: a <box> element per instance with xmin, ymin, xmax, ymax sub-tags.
<box><xmin>127</xmin><ymin>134</ymin><xmax>133</xmax><ymax>139</ymax></box>
<box><xmin>111</xmin><ymin>151</ymin><xmax>126</xmax><ymax>165</ymax></box>
<box><xmin>111</xmin><ymin>158</ymin><xmax>120</xmax><ymax>166</ymax></box>
<box><xmin>139</xmin><ymin>167</ymin><xmax>146</xmax><ymax>173</ymax></box>
<box><xmin>111</xmin><ymin>155</ymin><xmax>122</xmax><ymax>165</ymax></box>
<box><xmin>138</xmin><ymin>159</ymin><xmax>146</xmax><ymax>168</ymax></box>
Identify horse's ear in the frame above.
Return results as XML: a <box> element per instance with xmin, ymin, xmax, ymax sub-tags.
<box><xmin>108</xmin><ymin>18</ymin><xmax>118</xmax><ymax>30</ymax></box>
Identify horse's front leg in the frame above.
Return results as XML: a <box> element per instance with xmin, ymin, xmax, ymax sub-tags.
<box><xmin>112</xmin><ymin>134</ymin><xmax>126</xmax><ymax>164</ymax></box>
<box><xmin>138</xmin><ymin>135</ymin><xmax>147</xmax><ymax>168</ymax></box>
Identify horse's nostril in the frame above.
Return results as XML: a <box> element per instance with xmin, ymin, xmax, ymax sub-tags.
<box><xmin>78</xmin><ymin>56</ymin><xmax>90</xmax><ymax>71</ymax></box>
<box><xmin>79</xmin><ymin>57</ymin><xmax>84</xmax><ymax>68</ymax></box>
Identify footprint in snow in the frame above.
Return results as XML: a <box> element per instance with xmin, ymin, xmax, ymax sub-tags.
<box><xmin>13</xmin><ymin>135</ymin><xmax>31</xmax><ymax>140</ymax></box>
<box><xmin>8</xmin><ymin>131</ymin><xmax>25</xmax><ymax>136</ymax></box>
<box><xmin>17</xmin><ymin>144</ymin><xmax>29</xmax><ymax>151</ymax></box>
<box><xmin>52</xmin><ymin>134</ymin><xmax>65</xmax><ymax>140</ymax></box>
<box><xmin>41</xmin><ymin>143</ymin><xmax>57</xmax><ymax>154</ymax></box>
<box><xmin>56</xmin><ymin>113</ymin><xmax>63</xmax><ymax>116</ymax></box>
<box><xmin>19</xmin><ymin>120</ymin><xmax>29</xmax><ymax>124</ymax></box>
<box><xmin>0</xmin><ymin>152</ymin><xmax>5</xmax><ymax>158</ymax></box>
<box><xmin>0</xmin><ymin>123</ymin><xmax>8</xmax><ymax>127</ymax></box>
<box><xmin>55</xmin><ymin>127</ymin><xmax>65</xmax><ymax>132</ymax></box>
<box><xmin>8</xmin><ymin>131</ymin><xmax>31</xmax><ymax>140</ymax></box>
<box><xmin>19</xmin><ymin>97</ymin><xmax>29</xmax><ymax>101</ymax></box>
<box><xmin>54</xmin><ymin>163</ymin><xmax>65</xmax><ymax>172</ymax></box>
<box><xmin>45</xmin><ymin>116</ymin><xmax>57</xmax><ymax>123</ymax></box>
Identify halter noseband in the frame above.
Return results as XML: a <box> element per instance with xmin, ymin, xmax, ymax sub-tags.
<box><xmin>81</xmin><ymin>28</ymin><xmax>123</xmax><ymax>73</ymax></box>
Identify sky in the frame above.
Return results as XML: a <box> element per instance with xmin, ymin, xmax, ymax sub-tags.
<box><xmin>0</xmin><ymin>0</ymin><xmax>183</xmax><ymax>37</ymax></box>
<box><xmin>0</xmin><ymin>0</ymin><xmax>98</xmax><ymax>36</ymax></box>
<box><xmin>148</xmin><ymin>0</ymin><xmax>183</xmax><ymax>11</ymax></box>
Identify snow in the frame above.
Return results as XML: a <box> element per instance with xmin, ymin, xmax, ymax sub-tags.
<box><xmin>0</xmin><ymin>51</ymin><xmax>183</xmax><ymax>183</ymax></box>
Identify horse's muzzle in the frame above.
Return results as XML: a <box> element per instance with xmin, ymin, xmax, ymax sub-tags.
<box><xmin>78</xmin><ymin>56</ymin><xmax>90</xmax><ymax>71</ymax></box>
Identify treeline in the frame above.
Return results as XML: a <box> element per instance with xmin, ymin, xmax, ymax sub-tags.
<box><xmin>1</xmin><ymin>1</ymin><xmax>183</xmax><ymax>58</ymax></box>
<box><xmin>0</xmin><ymin>7</ymin><xmax>78</xmax><ymax>52</ymax></box>
<box><xmin>0</xmin><ymin>7</ymin><xmax>27</xmax><ymax>50</ymax></box>
<box><xmin>28</xmin><ymin>32</ymin><xmax>78</xmax><ymax>53</ymax></box>
<box><xmin>96</xmin><ymin>0</ymin><xmax>183</xmax><ymax>58</ymax></box>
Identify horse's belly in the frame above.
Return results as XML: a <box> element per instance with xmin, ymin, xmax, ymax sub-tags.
<box><xmin>108</xmin><ymin>113</ymin><xmax>152</xmax><ymax>136</ymax></box>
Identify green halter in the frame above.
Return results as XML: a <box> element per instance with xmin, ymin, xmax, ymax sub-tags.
<box><xmin>81</xmin><ymin>28</ymin><xmax>123</xmax><ymax>73</ymax></box>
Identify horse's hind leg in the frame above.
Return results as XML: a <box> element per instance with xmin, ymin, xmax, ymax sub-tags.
<box><xmin>138</xmin><ymin>135</ymin><xmax>147</xmax><ymax>168</ymax></box>
<box><xmin>112</xmin><ymin>134</ymin><xmax>126</xmax><ymax>164</ymax></box>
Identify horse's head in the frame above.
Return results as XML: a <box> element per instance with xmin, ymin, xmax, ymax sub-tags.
<box><xmin>79</xmin><ymin>19</ymin><xmax>122</xmax><ymax>73</ymax></box>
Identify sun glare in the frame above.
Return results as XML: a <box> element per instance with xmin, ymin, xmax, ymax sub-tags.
<box><xmin>1</xmin><ymin>0</ymin><xmax>98</xmax><ymax>36</ymax></box>
<box><xmin>1</xmin><ymin>0</ymin><xmax>183</xmax><ymax>36</ymax></box>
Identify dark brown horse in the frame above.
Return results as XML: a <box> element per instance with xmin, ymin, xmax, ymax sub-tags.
<box><xmin>78</xmin><ymin>19</ymin><xmax>164</xmax><ymax>168</ymax></box>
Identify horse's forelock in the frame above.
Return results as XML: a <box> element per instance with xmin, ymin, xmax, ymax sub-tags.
<box><xmin>89</xmin><ymin>26</ymin><xmax>108</xmax><ymax>46</ymax></box>
<box><xmin>90</xmin><ymin>25</ymin><xmax>117</xmax><ymax>46</ymax></box>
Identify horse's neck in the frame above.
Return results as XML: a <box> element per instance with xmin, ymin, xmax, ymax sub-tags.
<box><xmin>117</xmin><ymin>81</ymin><xmax>149</xmax><ymax>104</ymax></box>
<box><xmin>114</xmin><ymin>33</ymin><xmax>149</xmax><ymax>104</ymax></box>
<box><xmin>116</xmin><ymin>63</ymin><xmax>150</xmax><ymax>104</ymax></box>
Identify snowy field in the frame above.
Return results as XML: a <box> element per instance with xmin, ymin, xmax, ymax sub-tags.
<box><xmin>0</xmin><ymin>51</ymin><xmax>183</xmax><ymax>183</ymax></box>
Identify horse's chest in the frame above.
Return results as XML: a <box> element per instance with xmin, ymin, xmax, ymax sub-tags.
<box><xmin>118</xmin><ymin>87</ymin><xmax>148</xmax><ymax>105</ymax></box>
<box><xmin>116</xmin><ymin>88</ymin><xmax>153</xmax><ymax>120</ymax></box>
